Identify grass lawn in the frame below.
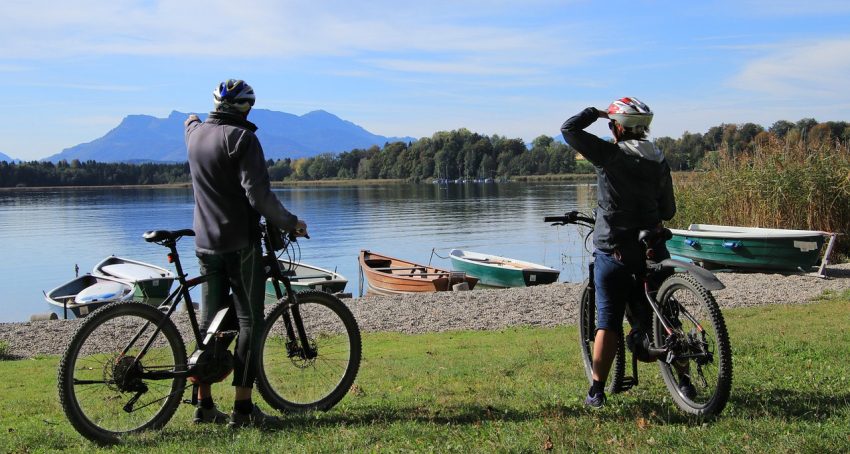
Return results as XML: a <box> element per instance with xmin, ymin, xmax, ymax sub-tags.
<box><xmin>1</xmin><ymin>290</ymin><xmax>848</xmax><ymax>453</ymax></box>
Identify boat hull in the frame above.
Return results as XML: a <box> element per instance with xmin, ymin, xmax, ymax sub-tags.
<box><xmin>93</xmin><ymin>256</ymin><xmax>175</xmax><ymax>299</ymax></box>
<box><xmin>666</xmin><ymin>224</ymin><xmax>827</xmax><ymax>271</ymax></box>
<box><xmin>264</xmin><ymin>260</ymin><xmax>348</xmax><ymax>302</ymax></box>
<box><xmin>449</xmin><ymin>249</ymin><xmax>560</xmax><ymax>288</ymax></box>
<box><xmin>45</xmin><ymin>274</ymin><xmax>134</xmax><ymax>319</ymax></box>
<box><xmin>359</xmin><ymin>250</ymin><xmax>478</xmax><ymax>294</ymax></box>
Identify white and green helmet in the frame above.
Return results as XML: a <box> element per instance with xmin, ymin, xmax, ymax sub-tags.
<box><xmin>607</xmin><ymin>97</ymin><xmax>653</xmax><ymax>129</ymax></box>
<box><xmin>213</xmin><ymin>79</ymin><xmax>256</xmax><ymax>112</ymax></box>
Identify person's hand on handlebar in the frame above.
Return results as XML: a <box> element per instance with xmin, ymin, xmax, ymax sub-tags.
<box><xmin>294</xmin><ymin>220</ymin><xmax>309</xmax><ymax>238</ymax></box>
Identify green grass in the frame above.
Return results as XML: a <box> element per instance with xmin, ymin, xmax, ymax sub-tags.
<box><xmin>2</xmin><ymin>290</ymin><xmax>849</xmax><ymax>452</ymax></box>
<box><xmin>0</xmin><ymin>340</ymin><xmax>9</xmax><ymax>359</ymax></box>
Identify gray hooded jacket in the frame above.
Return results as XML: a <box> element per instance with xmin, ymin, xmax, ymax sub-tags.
<box><xmin>561</xmin><ymin>107</ymin><xmax>675</xmax><ymax>252</ymax></box>
<box><xmin>186</xmin><ymin>111</ymin><xmax>298</xmax><ymax>254</ymax></box>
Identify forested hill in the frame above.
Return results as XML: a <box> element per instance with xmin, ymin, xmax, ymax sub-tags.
<box><xmin>2</xmin><ymin>118</ymin><xmax>846</xmax><ymax>188</ymax></box>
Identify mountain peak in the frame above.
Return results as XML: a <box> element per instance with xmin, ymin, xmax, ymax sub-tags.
<box><xmin>43</xmin><ymin>109</ymin><xmax>414</xmax><ymax>163</ymax></box>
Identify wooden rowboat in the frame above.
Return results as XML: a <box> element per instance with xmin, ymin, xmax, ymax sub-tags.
<box><xmin>666</xmin><ymin>224</ymin><xmax>832</xmax><ymax>272</ymax></box>
<box><xmin>449</xmin><ymin>249</ymin><xmax>560</xmax><ymax>288</ymax></box>
<box><xmin>359</xmin><ymin>250</ymin><xmax>478</xmax><ymax>295</ymax></box>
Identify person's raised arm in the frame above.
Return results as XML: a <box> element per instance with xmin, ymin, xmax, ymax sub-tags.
<box><xmin>560</xmin><ymin>107</ymin><xmax>618</xmax><ymax>167</ymax></box>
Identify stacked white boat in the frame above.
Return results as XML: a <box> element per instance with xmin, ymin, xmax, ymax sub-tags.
<box><xmin>44</xmin><ymin>256</ymin><xmax>175</xmax><ymax>319</ymax></box>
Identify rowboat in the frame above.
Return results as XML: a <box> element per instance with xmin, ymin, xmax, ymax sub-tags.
<box><xmin>92</xmin><ymin>256</ymin><xmax>175</xmax><ymax>298</ymax></box>
<box><xmin>359</xmin><ymin>250</ymin><xmax>478</xmax><ymax>295</ymax></box>
<box><xmin>666</xmin><ymin>224</ymin><xmax>832</xmax><ymax>272</ymax></box>
<box><xmin>449</xmin><ymin>249</ymin><xmax>560</xmax><ymax>288</ymax></box>
<box><xmin>265</xmin><ymin>260</ymin><xmax>348</xmax><ymax>301</ymax></box>
<box><xmin>44</xmin><ymin>274</ymin><xmax>134</xmax><ymax>319</ymax></box>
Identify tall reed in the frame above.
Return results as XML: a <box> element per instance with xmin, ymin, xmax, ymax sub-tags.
<box><xmin>672</xmin><ymin>135</ymin><xmax>850</xmax><ymax>258</ymax></box>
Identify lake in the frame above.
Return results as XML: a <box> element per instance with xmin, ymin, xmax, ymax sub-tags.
<box><xmin>0</xmin><ymin>182</ymin><xmax>597</xmax><ymax>323</ymax></box>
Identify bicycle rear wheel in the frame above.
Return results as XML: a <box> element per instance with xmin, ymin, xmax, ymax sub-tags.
<box><xmin>653</xmin><ymin>274</ymin><xmax>732</xmax><ymax>416</ymax></box>
<box><xmin>57</xmin><ymin>302</ymin><xmax>187</xmax><ymax>445</ymax></box>
<box><xmin>578</xmin><ymin>279</ymin><xmax>626</xmax><ymax>393</ymax></box>
<box><xmin>257</xmin><ymin>290</ymin><xmax>361</xmax><ymax>412</ymax></box>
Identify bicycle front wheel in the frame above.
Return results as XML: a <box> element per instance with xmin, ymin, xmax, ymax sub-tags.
<box><xmin>57</xmin><ymin>302</ymin><xmax>187</xmax><ymax>445</ymax></box>
<box><xmin>257</xmin><ymin>290</ymin><xmax>361</xmax><ymax>412</ymax></box>
<box><xmin>653</xmin><ymin>274</ymin><xmax>732</xmax><ymax>416</ymax></box>
<box><xmin>578</xmin><ymin>279</ymin><xmax>626</xmax><ymax>393</ymax></box>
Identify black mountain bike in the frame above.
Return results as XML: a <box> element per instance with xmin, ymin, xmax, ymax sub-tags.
<box><xmin>57</xmin><ymin>223</ymin><xmax>361</xmax><ymax>444</ymax></box>
<box><xmin>545</xmin><ymin>211</ymin><xmax>732</xmax><ymax>416</ymax></box>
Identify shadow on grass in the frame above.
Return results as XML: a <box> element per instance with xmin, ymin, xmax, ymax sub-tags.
<box><xmin>96</xmin><ymin>389</ymin><xmax>850</xmax><ymax>447</ymax></box>
<box><xmin>729</xmin><ymin>388</ymin><xmax>850</xmax><ymax>420</ymax></box>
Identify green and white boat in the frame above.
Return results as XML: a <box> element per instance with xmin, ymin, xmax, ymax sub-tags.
<box><xmin>264</xmin><ymin>260</ymin><xmax>348</xmax><ymax>302</ymax></box>
<box><xmin>666</xmin><ymin>224</ymin><xmax>832</xmax><ymax>272</ymax></box>
<box><xmin>449</xmin><ymin>249</ymin><xmax>560</xmax><ymax>288</ymax></box>
<box><xmin>92</xmin><ymin>256</ymin><xmax>175</xmax><ymax>299</ymax></box>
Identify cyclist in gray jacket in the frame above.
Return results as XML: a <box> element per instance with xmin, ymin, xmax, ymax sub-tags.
<box><xmin>560</xmin><ymin>97</ymin><xmax>676</xmax><ymax>408</ymax></box>
<box><xmin>185</xmin><ymin>79</ymin><xmax>307</xmax><ymax>427</ymax></box>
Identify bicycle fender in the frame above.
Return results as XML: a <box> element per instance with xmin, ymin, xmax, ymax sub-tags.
<box><xmin>660</xmin><ymin>259</ymin><xmax>726</xmax><ymax>291</ymax></box>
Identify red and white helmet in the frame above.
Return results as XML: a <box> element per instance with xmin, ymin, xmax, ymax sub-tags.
<box><xmin>607</xmin><ymin>97</ymin><xmax>653</xmax><ymax>129</ymax></box>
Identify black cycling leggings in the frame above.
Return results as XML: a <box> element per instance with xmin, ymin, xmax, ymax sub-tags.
<box><xmin>197</xmin><ymin>244</ymin><xmax>265</xmax><ymax>388</ymax></box>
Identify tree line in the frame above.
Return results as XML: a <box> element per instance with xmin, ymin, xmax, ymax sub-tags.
<box><xmin>2</xmin><ymin>118</ymin><xmax>848</xmax><ymax>187</ymax></box>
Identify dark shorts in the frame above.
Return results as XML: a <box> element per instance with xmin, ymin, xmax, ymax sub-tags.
<box><xmin>593</xmin><ymin>250</ymin><xmax>641</xmax><ymax>333</ymax></box>
<box><xmin>592</xmin><ymin>243</ymin><xmax>670</xmax><ymax>333</ymax></box>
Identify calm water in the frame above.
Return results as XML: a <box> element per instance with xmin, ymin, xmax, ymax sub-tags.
<box><xmin>0</xmin><ymin>183</ymin><xmax>596</xmax><ymax>323</ymax></box>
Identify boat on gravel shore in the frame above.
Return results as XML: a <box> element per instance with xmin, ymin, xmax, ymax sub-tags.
<box><xmin>92</xmin><ymin>256</ymin><xmax>175</xmax><ymax>298</ymax></box>
<box><xmin>449</xmin><ymin>249</ymin><xmax>560</xmax><ymax>288</ymax></box>
<box><xmin>666</xmin><ymin>224</ymin><xmax>836</xmax><ymax>273</ymax></box>
<box><xmin>359</xmin><ymin>250</ymin><xmax>478</xmax><ymax>295</ymax></box>
<box><xmin>44</xmin><ymin>275</ymin><xmax>134</xmax><ymax>319</ymax></box>
<box><xmin>264</xmin><ymin>260</ymin><xmax>349</xmax><ymax>301</ymax></box>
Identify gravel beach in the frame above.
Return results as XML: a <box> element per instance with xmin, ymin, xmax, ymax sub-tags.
<box><xmin>2</xmin><ymin>263</ymin><xmax>848</xmax><ymax>359</ymax></box>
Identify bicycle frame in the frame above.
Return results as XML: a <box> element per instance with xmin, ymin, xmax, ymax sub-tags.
<box><xmin>548</xmin><ymin>211</ymin><xmax>719</xmax><ymax>382</ymax></box>
<box><xmin>123</xmin><ymin>224</ymin><xmax>313</xmax><ymax>385</ymax></box>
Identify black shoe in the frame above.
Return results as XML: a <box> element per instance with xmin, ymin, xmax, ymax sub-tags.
<box><xmin>228</xmin><ymin>404</ymin><xmax>282</xmax><ymax>429</ymax></box>
<box><xmin>193</xmin><ymin>405</ymin><xmax>229</xmax><ymax>424</ymax></box>
<box><xmin>584</xmin><ymin>391</ymin><xmax>606</xmax><ymax>408</ymax></box>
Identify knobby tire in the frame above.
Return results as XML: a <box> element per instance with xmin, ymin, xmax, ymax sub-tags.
<box><xmin>57</xmin><ymin>302</ymin><xmax>187</xmax><ymax>445</ymax></box>
<box><xmin>256</xmin><ymin>290</ymin><xmax>361</xmax><ymax>412</ymax></box>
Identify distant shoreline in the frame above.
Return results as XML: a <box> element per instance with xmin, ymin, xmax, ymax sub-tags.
<box><xmin>0</xmin><ymin>174</ymin><xmax>600</xmax><ymax>191</ymax></box>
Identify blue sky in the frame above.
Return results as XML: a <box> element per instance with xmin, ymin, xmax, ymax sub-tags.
<box><xmin>2</xmin><ymin>0</ymin><xmax>850</xmax><ymax>161</ymax></box>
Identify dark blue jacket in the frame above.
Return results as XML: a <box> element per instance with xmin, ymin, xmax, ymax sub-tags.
<box><xmin>561</xmin><ymin>107</ymin><xmax>675</xmax><ymax>252</ymax></box>
<box><xmin>186</xmin><ymin>111</ymin><xmax>298</xmax><ymax>254</ymax></box>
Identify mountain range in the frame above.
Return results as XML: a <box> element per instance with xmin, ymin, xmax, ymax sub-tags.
<box><xmin>0</xmin><ymin>151</ymin><xmax>15</xmax><ymax>162</ymax></box>
<box><xmin>45</xmin><ymin>109</ymin><xmax>415</xmax><ymax>163</ymax></box>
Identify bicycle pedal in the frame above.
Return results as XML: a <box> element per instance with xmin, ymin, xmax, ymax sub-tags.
<box><xmin>215</xmin><ymin>330</ymin><xmax>238</xmax><ymax>337</ymax></box>
<box><xmin>617</xmin><ymin>377</ymin><xmax>638</xmax><ymax>392</ymax></box>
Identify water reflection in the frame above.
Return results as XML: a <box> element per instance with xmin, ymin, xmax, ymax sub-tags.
<box><xmin>0</xmin><ymin>183</ymin><xmax>595</xmax><ymax>322</ymax></box>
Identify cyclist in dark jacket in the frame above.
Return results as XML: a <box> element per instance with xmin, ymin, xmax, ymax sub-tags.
<box><xmin>561</xmin><ymin>97</ymin><xmax>675</xmax><ymax>407</ymax></box>
<box><xmin>185</xmin><ymin>79</ymin><xmax>307</xmax><ymax>427</ymax></box>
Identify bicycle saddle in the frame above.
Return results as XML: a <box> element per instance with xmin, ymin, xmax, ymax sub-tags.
<box><xmin>143</xmin><ymin>229</ymin><xmax>196</xmax><ymax>243</ymax></box>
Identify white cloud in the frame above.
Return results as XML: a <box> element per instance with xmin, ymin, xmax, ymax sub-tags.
<box><xmin>0</xmin><ymin>1</ymin><xmax>603</xmax><ymax>73</ymax></box>
<box><xmin>731</xmin><ymin>38</ymin><xmax>850</xmax><ymax>98</ymax></box>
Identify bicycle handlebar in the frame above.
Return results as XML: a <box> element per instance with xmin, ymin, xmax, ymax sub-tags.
<box><xmin>544</xmin><ymin>211</ymin><xmax>595</xmax><ymax>226</ymax></box>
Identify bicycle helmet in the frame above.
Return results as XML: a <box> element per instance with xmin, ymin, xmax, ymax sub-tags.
<box><xmin>607</xmin><ymin>97</ymin><xmax>653</xmax><ymax>129</ymax></box>
<box><xmin>213</xmin><ymin>79</ymin><xmax>256</xmax><ymax>112</ymax></box>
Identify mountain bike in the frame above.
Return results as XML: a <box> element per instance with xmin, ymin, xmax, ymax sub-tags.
<box><xmin>545</xmin><ymin>211</ymin><xmax>732</xmax><ymax>416</ymax></box>
<box><xmin>57</xmin><ymin>223</ymin><xmax>361</xmax><ymax>444</ymax></box>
